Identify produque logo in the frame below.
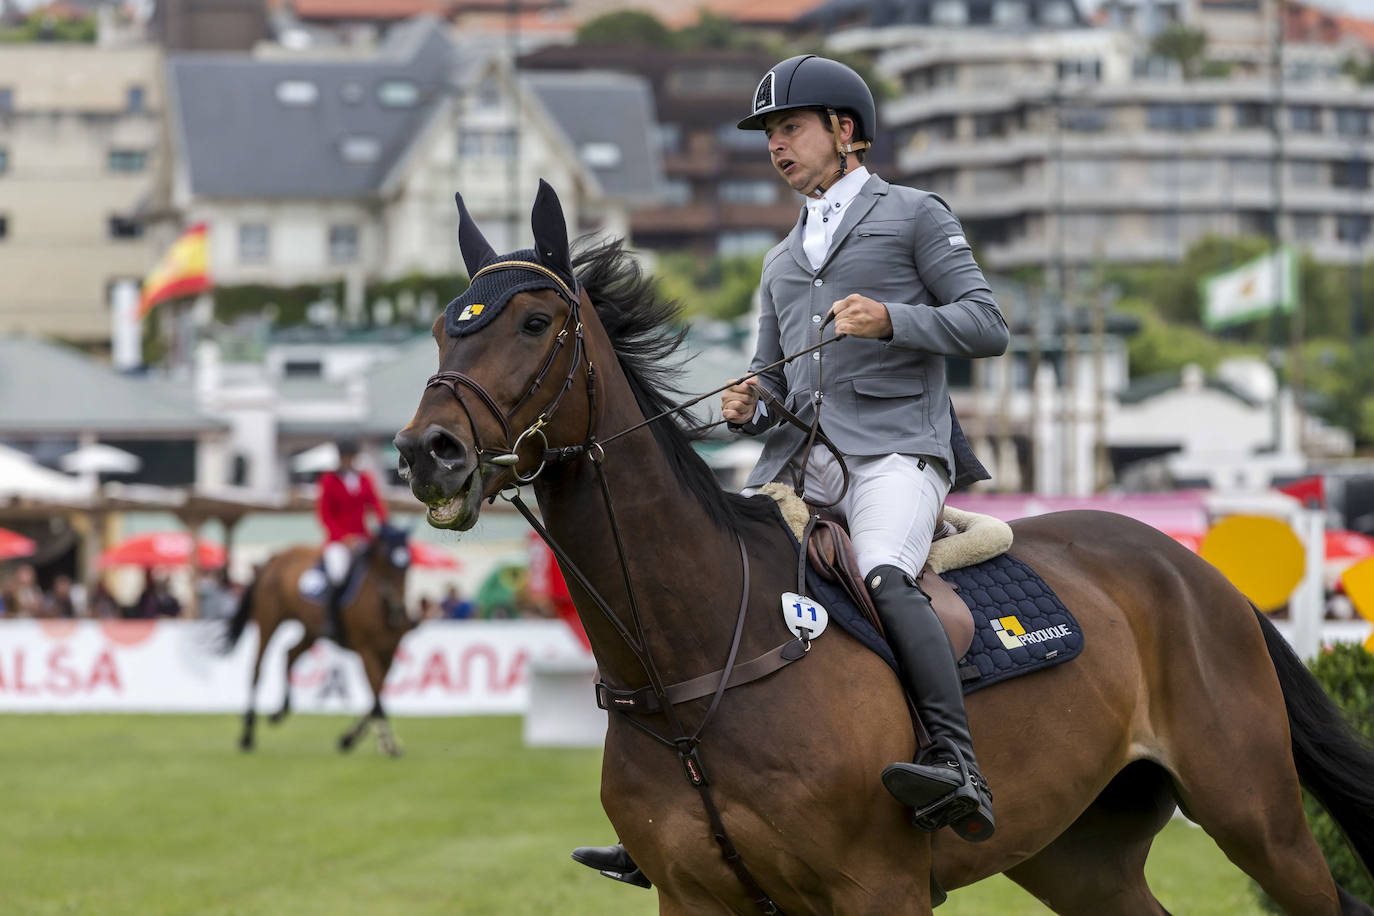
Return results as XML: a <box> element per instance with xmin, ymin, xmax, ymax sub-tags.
<box><xmin>992</xmin><ymin>614</ymin><xmax>1071</xmax><ymax>650</ymax></box>
<box><xmin>457</xmin><ymin>303</ymin><xmax>485</xmax><ymax>322</ymax></box>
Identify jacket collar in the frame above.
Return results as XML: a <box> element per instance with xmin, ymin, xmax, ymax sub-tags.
<box><xmin>787</xmin><ymin>173</ymin><xmax>889</xmax><ymax>274</ymax></box>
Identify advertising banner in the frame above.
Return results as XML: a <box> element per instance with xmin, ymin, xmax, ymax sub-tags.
<box><xmin>0</xmin><ymin>619</ymin><xmax>588</xmax><ymax>715</ymax></box>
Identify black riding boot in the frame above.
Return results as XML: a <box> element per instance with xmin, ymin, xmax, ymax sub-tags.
<box><xmin>571</xmin><ymin>844</ymin><xmax>651</xmax><ymax>888</ymax></box>
<box><xmin>321</xmin><ymin>582</ymin><xmax>343</xmax><ymax>642</ymax></box>
<box><xmin>867</xmin><ymin>563</ymin><xmax>995</xmax><ymax>842</ymax></box>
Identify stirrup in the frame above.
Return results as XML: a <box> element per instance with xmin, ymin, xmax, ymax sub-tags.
<box><xmin>571</xmin><ymin>845</ymin><xmax>652</xmax><ymax>889</ymax></box>
<box><xmin>886</xmin><ymin>740</ymin><xmax>995</xmax><ymax>842</ymax></box>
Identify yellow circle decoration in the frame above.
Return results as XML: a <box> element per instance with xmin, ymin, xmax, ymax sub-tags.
<box><xmin>1338</xmin><ymin>555</ymin><xmax>1374</xmax><ymax>653</ymax></box>
<box><xmin>1199</xmin><ymin>515</ymin><xmax>1306</xmax><ymax>613</ymax></box>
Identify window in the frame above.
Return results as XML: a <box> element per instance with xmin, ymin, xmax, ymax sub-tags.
<box><xmin>992</xmin><ymin>0</ymin><xmax>1027</xmax><ymax>25</ymax></box>
<box><xmin>276</xmin><ymin>80</ymin><xmax>319</xmax><ymax>106</ymax></box>
<box><xmin>127</xmin><ymin>85</ymin><xmax>145</xmax><ymax>113</ymax></box>
<box><xmin>1231</xmin><ymin>157</ymin><xmax>1273</xmax><ymax>186</ymax></box>
<box><xmin>931</xmin><ymin>0</ymin><xmax>968</xmax><ymax>25</ymax></box>
<box><xmin>0</xmin><ymin>88</ymin><xmax>11</xmax><ymax>113</ymax></box>
<box><xmin>1333</xmin><ymin>159</ymin><xmax>1370</xmax><ymax>190</ymax></box>
<box><xmin>284</xmin><ymin>360</ymin><xmax>323</xmax><ymax>377</ymax></box>
<box><xmin>972</xmin><ymin>166</ymin><xmax>1018</xmax><ymax>193</ymax></box>
<box><xmin>328</xmin><ymin>224</ymin><xmax>358</xmax><ymax>264</ymax></box>
<box><xmin>580</xmin><ymin>142</ymin><xmax>622</xmax><ymax>169</ymax></box>
<box><xmin>377</xmin><ymin>80</ymin><xmax>419</xmax><ymax>107</ymax></box>
<box><xmin>1066</xmin><ymin>157</ymin><xmax>1115</xmax><ymax>186</ymax></box>
<box><xmin>1056</xmin><ymin>59</ymin><xmax>1102</xmax><ymax>82</ymax></box>
<box><xmin>974</xmin><ymin>113</ymin><xmax>1008</xmax><ymax>138</ymax></box>
<box><xmin>717</xmin><ymin>231</ymin><xmax>777</xmax><ymax>257</ymax></box>
<box><xmin>1147</xmin><ymin>104</ymin><xmax>1216</xmax><ymax>131</ymax></box>
<box><xmin>1234</xmin><ymin>102</ymin><xmax>1270</xmax><ymax>128</ymax></box>
<box><xmin>1337</xmin><ymin>214</ymin><xmax>1371</xmax><ymax>243</ymax></box>
<box><xmin>1290</xmin><ymin>105</ymin><xmax>1321</xmax><ymax>133</ymax></box>
<box><xmin>1059</xmin><ymin>105</ymin><xmax>1108</xmax><ymax>132</ymax></box>
<box><xmin>1335</xmin><ymin>108</ymin><xmax>1371</xmax><ymax>137</ymax></box>
<box><xmin>238</xmin><ymin>223</ymin><xmax>268</xmax><ymax>264</ymax></box>
<box><xmin>717</xmin><ymin>122</ymin><xmax>763</xmax><ymax>151</ymax></box>
<box><xmin>1290</xmin><ymin>159</ymin><xmax>1322</xmax><ymax>186</ymax></box>
<box><xmin>718</xmin><ymin>180</ymin><xmax>777</xmax><ymax>204</ymax></box>
<box><xmin>1177</xmin><ymin>158</ymin><xmax>1215</xmax><ymax>188</ymax></box>
<box><xmin>0</xmin><ymin>148</ymin><xmax>7</xmax><ymax>173</ymax></box>
<box><xmin>339</xmin><ymin>136</ymin><xmax>381</xmax><ymax>164</ymax></box>
<box><xmin>1292</xmin><ymin>213</ymin><xmax>1322</xmax><ymax>241</ymax></box>
<box><xmin>108</xmin><ymin>150</ymin><xmax>147</xmax><ymax>172</ymax></box>
<box><xmin>108</xmin><ymin>216</ymin><xmax>142</xmax><ymax>239</ymax></box>
<box><xmin>0</xmin><ymin>215</ymin><xmax>7</xmax><ymax>240</ymax></box>
<box><xmin>662</xmin><ymin>178</ymin><xmax>692</xmax><ymax>205</ymax></box>
<box><xmin>1040</xmin><ymin>0</ymin><xmax>1074</xmax><ymax>24</ymax></box>
<box><xmin>656</xmin><ymin>123</ymin><xmax>682</xmax><ymax>155</ymax></box>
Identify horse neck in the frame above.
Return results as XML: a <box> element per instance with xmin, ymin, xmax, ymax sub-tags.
<box><xmin>531</xmin><ymin>336</ymin><xmax>746</xmax><ymax>688</ymax></box>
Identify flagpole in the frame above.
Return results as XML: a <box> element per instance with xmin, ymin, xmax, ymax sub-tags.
<box><xmin>1269</xmin><ymin>0</ymin><xmax>1293</xmax><ymax>455</ymax></box>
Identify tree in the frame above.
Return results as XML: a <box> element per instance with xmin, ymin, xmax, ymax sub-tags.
<box><xmin>1150</xmin><ymin>24</ymin><xmax>1209</xmax><ymax>79</ymax></box>
<box><xmin>576</xmin><ymin>10</ymin><xmax>675</xmax><ymax>48</ymax></box>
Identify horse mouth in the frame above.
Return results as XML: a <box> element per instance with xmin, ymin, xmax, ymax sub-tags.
<box><xmin>423</xmin><ymin>467</ymin><xmax>483</xmax><ymax>531</ymax></box>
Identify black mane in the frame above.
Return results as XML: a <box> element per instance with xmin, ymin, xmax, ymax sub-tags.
<box><xmin>572</xmin><ymin>238</ymin><xmax>778</xmax><ymax>533</ymax></box>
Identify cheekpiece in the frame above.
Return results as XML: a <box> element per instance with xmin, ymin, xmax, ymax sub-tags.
<box><xmin>443</xmin><ymin>249</ymin><xmax>561</xmax><ymax>338</ymax></box>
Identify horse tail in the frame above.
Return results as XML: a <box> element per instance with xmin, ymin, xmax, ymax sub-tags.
<box><xmin>1254</xmin><ymin>607</ymin><xmax>1374</xmax><ymax>873</ymax></box>
<box><xmin>220</xmin><ymin>576</ymin><xmax>259</xmax><ymax>654</ymax></box>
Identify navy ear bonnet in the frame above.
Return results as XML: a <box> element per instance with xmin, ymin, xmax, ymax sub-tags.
<box><xmin>444</xmin><ymin>249</ymin><xmax>561</xmax><ymax>338</ymax></box>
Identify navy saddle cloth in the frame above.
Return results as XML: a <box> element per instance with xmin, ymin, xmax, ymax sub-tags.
<box><xmin>298</xmin><ymin>549</ymin><xmax>370</xmax><ymax>609</ymax></box>
<box><xmin>805</xmin><ymin>552</ymin><xmax>1083</xmax><ymax>695</ymax></box>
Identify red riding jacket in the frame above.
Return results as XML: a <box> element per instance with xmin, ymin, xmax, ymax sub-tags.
<box><xmin>318</xmin><ymin>470</ymin><xmax>388</xmax><ymax>543</ymax></box>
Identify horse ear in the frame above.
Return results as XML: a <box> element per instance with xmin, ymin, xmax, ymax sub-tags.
<box><xmin>530</xmin><ymin>179</ymin><xmax>573</xmax><ymax>282</ymax></box>
<box><xmin>455</xmin><ymin>191</ymin><xmax>496</xmax><ymax>277</ymax></box>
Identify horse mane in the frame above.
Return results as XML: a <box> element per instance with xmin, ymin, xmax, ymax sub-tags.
<box><xmin>572</xmin><ymin>238</ymin><xmax>778</xmax><ymax>534</ymax></box>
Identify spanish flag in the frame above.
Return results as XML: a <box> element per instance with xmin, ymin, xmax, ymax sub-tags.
<box><xmin>139</xmin><ymin>223</ymin><xmax>211</xmax><ymax>318</ymax></box>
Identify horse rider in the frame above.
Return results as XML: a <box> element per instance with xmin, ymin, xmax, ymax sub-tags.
<box><xmin>317</xmin><ymin>439</ymin><xmax>389</xmax><ymax>641</ymax></box>
<box><xmin>574</xmin><ymin>54</ymin><xmax>1009</xmax><ymax>884</ymax></box>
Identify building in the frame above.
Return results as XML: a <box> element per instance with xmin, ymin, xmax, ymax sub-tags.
<box><xmin>0</xmin><ymin>43</ymin><xmax>166</xmax><ymax>348</ymax></box>
<box><xmin>161</xmin><ymin>20</ymin><xmax>656</xmax><ymax>301</ymax></box>
<box><xmin>831</xmin><ymin>18</ymin><xmax>1374</xmax><ymax>272</ymax></box>
<box><xmin>521</xmin><ymin>45</ymin><xmax>843</xmax><ymax>257</ymax></box>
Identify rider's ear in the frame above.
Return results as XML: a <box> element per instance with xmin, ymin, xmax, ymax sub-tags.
<box><xmin>455</xmin><ymin>191</ymin><xmax>497</xmax><ymax>277</ymax></box>
<box><xmin>530</xmin><ymin>179</ymin><xmax>573</xmax><ymax>284</ymax></box>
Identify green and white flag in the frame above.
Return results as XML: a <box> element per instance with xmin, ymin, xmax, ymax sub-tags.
<box><xmin>1200</xmin><ymin>247</ymin><xmax>1298</xmax><ymax>330</ymax></box>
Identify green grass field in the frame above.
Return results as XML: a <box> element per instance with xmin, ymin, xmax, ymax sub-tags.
<box><xmin>0</xmin><ymin>715</ymin><xmax>1265</xmax><ymax>915</ymax></box>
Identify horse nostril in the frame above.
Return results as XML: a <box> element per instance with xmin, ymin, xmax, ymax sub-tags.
<box><xmin>393</xmin><ymin>431</ymin><xmax>419</xmax><ymax>479</ymax></box>
<box><xmin>422</xmin><ymin>426</ymin><xmax>468</xmax><ymax>471</ymax></box>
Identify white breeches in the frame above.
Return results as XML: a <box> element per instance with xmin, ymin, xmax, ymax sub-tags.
<box><xmin>797</xmin><ymin>450</ymin><xmax>952</xmax><ymax>580</ymax></box>
<box><xmin>323</xmin><ymin>542</ymin><xmax>353</xmax><ymax>585</ymax></box>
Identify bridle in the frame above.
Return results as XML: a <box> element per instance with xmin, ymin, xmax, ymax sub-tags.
<box><xmin>418</xmin><ymin>257</ymin><xmax>851</xmax><ymax>914</ymax></box>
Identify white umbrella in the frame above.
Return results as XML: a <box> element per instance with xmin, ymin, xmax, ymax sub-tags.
<box><xmin>59</xmin><ymin>443</ymin><xmax>142</xmax><ymax>475</ymax></box>
<box><xmin>292</xmin><ymin>442</ymin><xmax>340</xmax><ymax>473</ymax></box>
<box><xmin>0</xmin><ymin>444</ymin><xmax>92</xmax><ymax>501</ymax></box>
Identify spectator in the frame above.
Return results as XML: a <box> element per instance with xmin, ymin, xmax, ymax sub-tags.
<box><xmin>418</xmin><ymin>595</ymin><xmax>439</xmax><ymax>620</ymax></box>
<box><xmin>5</xmin><ymin>564</ymin><xmax>43</xmax><ymax>617</ymax></box>
<box><xmin>440</xmin><ymin>584</ymin><xmax>475</xmax><ymax>620</ymax></box>
<box><xmin>133</xmin><ymin>569</ymin><xmax>181</xmax><ymax>619</ymax></box>
<box><xmin>89</xmin><ymin>580</ymin><xmax>121</xmax><ymax>619</ymax></box>
<box><xmin>198</xmin><ymin>570</ymin><xmax>240</xmax><ymax>621</ymax></box>
<box><xmin>41</xmin><ymin>575</ymin><xmax>76</xmax><ymax>618</ymax></box>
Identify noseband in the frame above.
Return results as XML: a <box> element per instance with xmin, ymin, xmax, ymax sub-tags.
<box><xmin>422</xmin><ymin>259</ymin><xmax>592</xmax><ymax>484</ymax></box>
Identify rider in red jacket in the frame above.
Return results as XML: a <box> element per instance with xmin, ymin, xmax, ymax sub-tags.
<box><xmin>317</xmin><ymin>440</ymin><xmax>388</xmax><ymax>640</ymax></box>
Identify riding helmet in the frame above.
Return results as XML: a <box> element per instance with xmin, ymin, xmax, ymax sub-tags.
<box><xmin>737</xmin><ymin>54</ymin><xmax>877</xmax><ymax>143</ymax></box>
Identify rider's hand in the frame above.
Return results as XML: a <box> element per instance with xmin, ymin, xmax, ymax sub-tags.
<box><xmin>721</xmin><ymin>378</ymin><xmax>761</xmax><ymax>424</ymax></box>
<box><xmin>829</xmin><ymin>294</ymin><xmax>893</xmax><ymax>339</ymax></box>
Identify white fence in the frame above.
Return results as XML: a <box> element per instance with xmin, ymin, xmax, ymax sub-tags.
<box><xmin>0</xmin><ymin>619</ymin><xmax>589</xmax><ymax>715</ymax></box>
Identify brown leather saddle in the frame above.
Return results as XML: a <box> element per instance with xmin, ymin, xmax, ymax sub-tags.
<box><xmin>803</xmin><ymin>514</ymin><xmax>974</xmax><ymax>749</ymax></box>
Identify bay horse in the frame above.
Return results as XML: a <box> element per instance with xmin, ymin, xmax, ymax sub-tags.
<box><xmin>223</xmin><ymin>523</ymin><xmax>415</xmax><ymax>756</ymax></box>
<box><xmin>394</xmin><ymin>181</ymin><xmax>1374</xmax><ymax>914</ymax></box>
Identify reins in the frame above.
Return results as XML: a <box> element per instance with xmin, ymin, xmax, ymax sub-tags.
<box><xmin>421</xmin><ymin>259</ymin><xmax>853</xmax><ymax>914</ymax></box>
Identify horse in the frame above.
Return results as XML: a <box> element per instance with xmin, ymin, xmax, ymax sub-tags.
<box><xmin>393</xmin><ymin>180</ymin><xmax>1374</xmax><ymax>914</ymax></box>
<box><xmin>222</xmin><ymin>523</ymin><xmax>415</xmax><ymax>756</ymax></box>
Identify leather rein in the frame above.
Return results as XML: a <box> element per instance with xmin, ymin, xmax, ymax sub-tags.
<box><xmin>420</xmin><ymin>259</ymin><xmax>848</xmax><ymax>914</ymax></box>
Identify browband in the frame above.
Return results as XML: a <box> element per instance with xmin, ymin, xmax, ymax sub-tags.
<box><xmin>470</xmin><ymin>259</ymin><xmax>578</xmax><ymax>303</ymax></box>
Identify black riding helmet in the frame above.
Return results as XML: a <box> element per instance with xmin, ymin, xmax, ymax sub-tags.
<box><xmin>737</xmin><ymin>54</ymin><xmax>876</xmax><ymax>146</ymax></box>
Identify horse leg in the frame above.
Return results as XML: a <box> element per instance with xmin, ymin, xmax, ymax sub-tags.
<box><xmin>269</xmin><ymin>632</ymin><xmax>316</xmax><ymax>725</ymax></box>
<box><xmin>1000</xmin><ymin>761</ymin><xmax>1176</xmax><ymax>916</ymax></box>
<box><xmin>360</xmin><ymin>649</ymin><xmax>401</xmax><ymax>758</ymax></box>
<box><xmin>338</xmin><ymin>712</ymin><xmax>371</xmax><ymax>753</ymax></box>
<box><xmin>239</xmin><ymin>619</ymin><xmax>277</xmax><ymax>751</ymax></box>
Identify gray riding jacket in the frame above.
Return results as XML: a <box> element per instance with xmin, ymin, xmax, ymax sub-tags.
<box><xmin>735</xmin><ymin>174</ymin><xmax>1009</xmax><ymax>491</ymax></box>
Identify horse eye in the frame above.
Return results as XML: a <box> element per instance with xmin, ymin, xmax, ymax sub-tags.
<box><xmin>522</xmin><ymin>314</ymin><xmax>552</xmax><ymax>335</ymax></box>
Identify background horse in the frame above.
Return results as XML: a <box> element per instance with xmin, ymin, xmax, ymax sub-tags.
<box><xmin>395</xmin><ymin>181</ymin><xmax>1374</xmax><ymax>914</ymax></box>
<box><xmin>222</xmin><ymin>524</ymin><xmax>414</xmax><ymax>756</ymax></box>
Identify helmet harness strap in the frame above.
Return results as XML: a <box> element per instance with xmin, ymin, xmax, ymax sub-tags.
<box><xmin>809</xmin><ymin>107</ymin><xmax>873</xmax><ymax>198</ymax></box>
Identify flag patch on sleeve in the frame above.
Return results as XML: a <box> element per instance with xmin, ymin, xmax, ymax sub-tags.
<box><xmin>948</xmin><ymin>235</ymin><xmax>967</xmax><ymax>247</ymax></box>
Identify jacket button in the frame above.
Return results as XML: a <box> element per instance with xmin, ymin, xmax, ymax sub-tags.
<box><xmin>813</xmin><ymin>278</ymin><xmax>823</xmax><ymax>287</ymax></box>
<box><xmin>813</xmin><ymin>352</ymin><xmax>820</xmax><ymax>361</ymax></box>
<box><xmin>812</xmin><ymin>314</ymin><xmax>821</xmax><ymax>323</ymax></box>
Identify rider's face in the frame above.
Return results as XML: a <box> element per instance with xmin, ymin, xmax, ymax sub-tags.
<box><xmin>764</xmin><ymin>110</ymin><xmax>844</xmax><ymax>197</ymax></box>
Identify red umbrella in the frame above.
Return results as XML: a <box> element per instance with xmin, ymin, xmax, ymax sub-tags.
<box><xmin>407</xmin><ymin>541</ymin><xmax>462</xmax><ymax>570</ymax></box>
<box><xmin>1326</xmin><ymin>529</ymin><xmax>1374</xmax><ymax>563</ymax></box>
<box><xmin>0</xmin><ymin>527</ymin><xmax>36</xmax><ymax>561</ymax></box>
<box><xmin>98</xmin><ymin>532</ymin><xmax>226</xmax><ymax>569</ymax></box>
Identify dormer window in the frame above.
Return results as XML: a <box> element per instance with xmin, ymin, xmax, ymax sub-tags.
<box><xmin>580</xmin><ymin>142</ymin><xmax>622</xmax><ymax>169</ymax></box>
<box><xmin>276</xmin><ymin>80</ymin><xmax>319</xmax><ymax>106</ymax></box>
<box><xmin>377</xmin><ymin>80</ymin><xmax>419</xmax><ymax>107</ymax></box>
<box><xmin>340</xmin><ymin>136</ymin><xmax>381</xmax><ymax>164</ymax></box>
